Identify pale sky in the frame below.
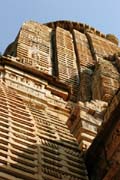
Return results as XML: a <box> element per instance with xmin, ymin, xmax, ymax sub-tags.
<box><xmin>0</xmin><ymin>0</ymin><xmax>119</xmax><ymax>53</ymax></box>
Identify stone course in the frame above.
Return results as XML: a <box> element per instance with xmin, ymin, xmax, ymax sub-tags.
<box><xmin>1</xmin><ymin>20</ymin><xmax>120</xmax><ymax>179</ymax></box>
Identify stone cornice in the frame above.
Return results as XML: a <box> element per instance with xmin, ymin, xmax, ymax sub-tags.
<box><xmin>0</xmin><ymin>56</ymin><xmax>71</xmax><ymax>100</ymax></box>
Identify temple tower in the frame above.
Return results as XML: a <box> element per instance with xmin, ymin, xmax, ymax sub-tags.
<box><xmin>0</xmin><ymin>20</ymin><xmax>120</xmax><ymax>180</ymax></box>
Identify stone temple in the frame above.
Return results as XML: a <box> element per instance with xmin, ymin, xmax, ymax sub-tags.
<box><xmin>0</xmin><ymin>20</ymin><xmax>120</xmax><ymax>180</ymax></box>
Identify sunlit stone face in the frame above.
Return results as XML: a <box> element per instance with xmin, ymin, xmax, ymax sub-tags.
<box><xmin>1</xmin><ymin>20</ymin><xmax>120</xmax><ymax>180</ymax></box>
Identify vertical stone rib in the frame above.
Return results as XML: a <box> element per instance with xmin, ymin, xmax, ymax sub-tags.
<box><xmin>85</xmin><ymin>32</ymin><xmax>97</xmax><ymax>62</ymax></box>
<box><xmin>2</xmin><ymin>20</ymin><xmax>120</xmax><ymax>180</ymax></box>
<box><xmin>56</xmin><ymin>27</ymin><xmax>79</xmax><ymax>101</ymax></box>
<box><xmin>73</xmin><ymin>30</ymin><xmax>95</xmax><ymax>68</ymax></box>
<box><xmin>71</xmin><ymin>29</ymin><xmax>81</xmax><ymax>101</ymax></box>
<box><xmin>73</xmin><ymin>30</ymin><xmax>94</xmax><ymax>101</ymax></box>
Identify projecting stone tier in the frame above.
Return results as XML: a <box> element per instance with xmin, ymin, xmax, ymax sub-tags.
<box><xmin>0</xmin><ymin>81</ymin><xmax>88</xmax><ymax>180</ymax></box>
<box><xmin>4</xmin><ymin>20</ymin><xmax>120</xmax><ymax>102</ymax></box>
<box><xmin>1</xmin><ymin>20</ymin><xmax>120</xmax><ymax>180</ymax></box>
<box><xmin>86</xmin><ymin>90</ymin><xmax>120</xmax><ymax>179</ymax></box>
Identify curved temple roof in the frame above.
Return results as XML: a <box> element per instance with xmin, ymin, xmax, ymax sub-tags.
<box><xmin>0</xmin><ymin>20</ymin><xmax>120</xmax><ymax>180</ymax></box>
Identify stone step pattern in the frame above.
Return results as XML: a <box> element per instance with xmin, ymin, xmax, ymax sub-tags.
<box><xmin>17</xmin><ymin>21</ymin><xmax>52</xmax><ymax>74</ymax></box>
<box><xmin>67</xmin><ymin>100</ymin><xmax>108</xmax><ymax>150</ymax></box>
<box><xmin>5</xmin><ymin>20</ymin><xmax>120</xmax><ymax>104</ymax></box>
<box><xmin>0</xmin><ymin>82</ymin><xmax>88</xmax><ymax>180</ymax></box>
<box><xmin>0</xmin><ymin>82</ymin><xmax>38</xmax><ymax>180</ymax></box>
<box><xmin>2</xmin><ymin>20</ymin><xmax>120</xmax><ymax>174</ymax></box>
<box><xmin>28</xmin><ymin>104</ymin><xmax>88</xmax><ymax>180</ymax></box>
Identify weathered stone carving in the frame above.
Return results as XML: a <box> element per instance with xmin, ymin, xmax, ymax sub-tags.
<box><xmin>1</xmin><ymin>20</ymin><xmax>120</xmax><ymax>179</ymax></box>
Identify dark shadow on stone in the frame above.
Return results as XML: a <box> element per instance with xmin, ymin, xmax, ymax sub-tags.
<box><xmin>0</xmin><ymin>139</ymin><xmax>88</xmax><ymax>180</ymax></box>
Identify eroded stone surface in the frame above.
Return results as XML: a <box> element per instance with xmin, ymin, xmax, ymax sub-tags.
<box><xmin>1</xmin><ymin>20</ymin><xmax>120</xmax><ymax>180</ymax></box>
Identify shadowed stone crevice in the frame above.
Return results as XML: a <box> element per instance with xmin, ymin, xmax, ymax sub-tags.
<box><xmin>0</xmin><ymin>20</ymin><xmax>120</xmax><ymax>180</ymax></box>
<box><xmin>51</xmin><ymin>29</ymin><xmax>58</xmax><ymax>77</ymax></box>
